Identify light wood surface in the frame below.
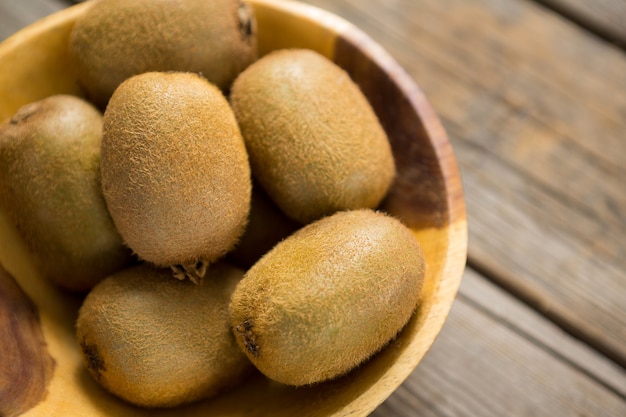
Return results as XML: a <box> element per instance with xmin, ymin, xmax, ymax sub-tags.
<box><xmin>1</xmin><ymin>0</ymin><xmax>625</xmax><ymax>416</ymax></box>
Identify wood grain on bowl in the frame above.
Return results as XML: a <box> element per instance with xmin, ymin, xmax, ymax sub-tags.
<box><xmin>0</xmin><ymin>265</ymin><xmax>55</xmax><ymax>417</ymax></box>
<box><xmin>0</xmin><ymin>0</ymin><xmax>466</xmax><ymax>416</ymax></box>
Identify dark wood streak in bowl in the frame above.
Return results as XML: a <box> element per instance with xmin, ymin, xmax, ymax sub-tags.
<box><xmin>334</xmin><ymin>35</ymin><xmax>450</xmax><ymax>229</ymax></box>
<box><xmin>0</xmin><ymin>265</ymin><xmax>55</xmax><ymax>417</ymax></box>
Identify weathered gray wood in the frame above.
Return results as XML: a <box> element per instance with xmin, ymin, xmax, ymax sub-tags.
<box><xmin>536</xmin><ymin>0</ymin><xmax>626</xmax><ymax>47</ymax></box>
<box><xmin>371</xmin><ymin>269</ymin><xmax>626</xmax><ymax>416</ymax></box>
<box><xmin>0</xmin><ymin>0</ymin><xmax>69</xmax><ymax>41</ymax></box>
<box><xmin>300</xmin><ymin>0</ymin><xmax>626</xmax><ymax>367</ymax></box>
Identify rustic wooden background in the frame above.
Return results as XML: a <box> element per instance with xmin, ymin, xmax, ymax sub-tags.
<box><xmin>1</xmin><ymin>0</ymin><xmax>625</xmax><ymax>415</ymax></box>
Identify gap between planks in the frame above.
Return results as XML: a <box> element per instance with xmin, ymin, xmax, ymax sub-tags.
<box><xmin>372</xmin><ymin>268</ymin><xmax>626</xmax><ymax>417</ymax></box>
<box><xmin>468</xmin><ymin>256</ymin><xmax>626</xmax><ymax>370</ymax></box>
<box><xmin>530</xmin><ymin>0</ymin><xmax>626</xmax><ymax>50</ymax></box>
<box><xmin>459</xmin><ymin>267</ymin><xmax>626</xmax><ymax>400</ymax></box>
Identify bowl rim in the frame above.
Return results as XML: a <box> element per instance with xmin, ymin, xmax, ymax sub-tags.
<box><xmin>277</xmin><ymin>1</ymin><xmax>469</xmax><ymax>412</ymax></box>
<box><xmin>0</xmin><ymin>0</ymin><xmax>468</xmax><ymax>415</ymax></box>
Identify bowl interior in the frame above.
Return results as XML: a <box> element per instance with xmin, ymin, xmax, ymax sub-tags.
<box><xmin>0</xmin><ymin>0</ymin><xmax>467</xmax><ymax>416</ymax></box>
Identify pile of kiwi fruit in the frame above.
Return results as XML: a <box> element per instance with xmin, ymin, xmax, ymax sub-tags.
<box><xmin>0</xmin><ymin>0</ymin><xmax>427</xmax><ymax>409</ymax></box>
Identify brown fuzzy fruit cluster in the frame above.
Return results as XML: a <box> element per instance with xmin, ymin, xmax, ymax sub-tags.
<box><xmin>0</xmin><ymin>0</ymin><xmax>427</xmax><ymax>410</ymax></box>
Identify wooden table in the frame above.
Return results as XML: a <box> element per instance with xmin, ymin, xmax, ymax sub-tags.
<box><xmin>1</xmin><ymin>0</ymin><xmax>625</xmax><ymax>415</ymax></box>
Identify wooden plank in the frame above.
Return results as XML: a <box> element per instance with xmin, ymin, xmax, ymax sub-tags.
<box><xmin>0</xmin><ymin>0</ymin><xmax>69</xmax><ymax>41</ymax></box>
<box><xmin>371</xmin><ymin>269</ymin><xmax>626</xmax><ymax>416</ymax></box>
<box><xmin>298</xmin><ymin>0</ymin><xmax>626</xmax><ymax>366</ymax></box>
<box><xmin>536</xmin><ymin>0</ymin><xmax>626</xmax><ymax>48</ymax></box>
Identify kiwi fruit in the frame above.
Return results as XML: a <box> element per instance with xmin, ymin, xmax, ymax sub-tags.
<box><xmin>101</xmin><ymin>71</ymin><xmax>251</xmax><ymax>284</ymax></box>
<box><xmin>0</xmin><ymin>95</ymin><xmax>133</xmax><ymax>292</ymax></box>
<box><xmin>229</xmin><ymin>209</ymin><xmax>425</xmax><ymax>386</ymax></box>
<box><xmin>227</xmin><ymin>184</ymin><xmax>300</xmax><ymax>269</ymax></box>
<box><xmin>76</xmin><ymin>262</ymin><xmax>252</xmax><ymax>408</ymax></box>
<box><xmin>229</xmin><ymin>48</ymin><xmax>396</xmax><ymax>224</ymax></box>
<box><xmin>68</xmin><ymin>0</ymin><xmax>257</xmax><ymax>108</ymax></box>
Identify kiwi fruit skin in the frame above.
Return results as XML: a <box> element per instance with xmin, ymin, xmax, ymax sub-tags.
<box><xmin>0</xmin><ymin>95</ymin><xmax>133</xmax><ymax>292</ymax></box>
<box><xmin>229</xmin><ymin>209</ymin><xmax>425</xmax><ymax>386</ymax></box>
<box><xmin>76</xmin><ymin>262</ymin><xmax>252</xmax><ymax>408</ymax></box>
<box><xmin>69</xmin><ymin>0</ymin><xmax>257</xmax><ymax>108</ymax></box>
<box><xmin>230</xmin><ymin>49</ymin><xmax>396</xmax><ymax>224</ymax></box>
<box><xmin>227</xmin><ymin>184</ymin><xmax>300</xmax><ymax>270</ymax></box>
<box><xmin>100</xmin><ymin>72</ymin><xmax>251</xmax><ymax>282</ymax></box>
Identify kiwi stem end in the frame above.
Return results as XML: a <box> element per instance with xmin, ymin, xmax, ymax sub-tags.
<box><xmin>170</xmin><ymin>261</ymin><xmax>208</xmax><ymax>285</ymax></box>
<box><xmin>80</xmin><ymin>337</ymin><xmax>106</xmax><ymax>381</ymax></box>
<box><xmin>235</xmin><ymin>319</ymin><xmax>259</xmax><ymax>358</ymax></box>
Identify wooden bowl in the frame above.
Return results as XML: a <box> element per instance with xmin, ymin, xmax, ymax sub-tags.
<box><xmin>0</xmin><ymin>0</ymin><xmax>467</xmax><ymax>415</ymax></box>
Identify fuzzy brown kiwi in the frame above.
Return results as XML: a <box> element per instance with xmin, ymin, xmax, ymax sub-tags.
<box><xmin>227</xmin><ymin>184</ymin><xmax>300</xmax><ymax>270</ymax></box>
<box><xmin>68</xmin><ymin>0</ymin><xmax>257</xmax><ymax>108</ymax></box>
<box><xmin>76</xmin><ymin>262</ymin><xmax>253</xmax><ymax>408</ymax></box>
<box><xmin>0</xmin><ymin>95</ymin><xmax>133</xmax><ymax>292</ymax></box>
<box><xmin>100</xmin><ymin>71</ymin><xmax>251</xmax><ymax>284</ymax></box>
<box><xmin>229</xmin><ymin>209</ymin><xmax>425</xmax><ymax>386</ymax></box>
<box><xmin>229</xmin><ymin>49</ymin><xmax>396</xmax><ymax>224</ymax></box>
